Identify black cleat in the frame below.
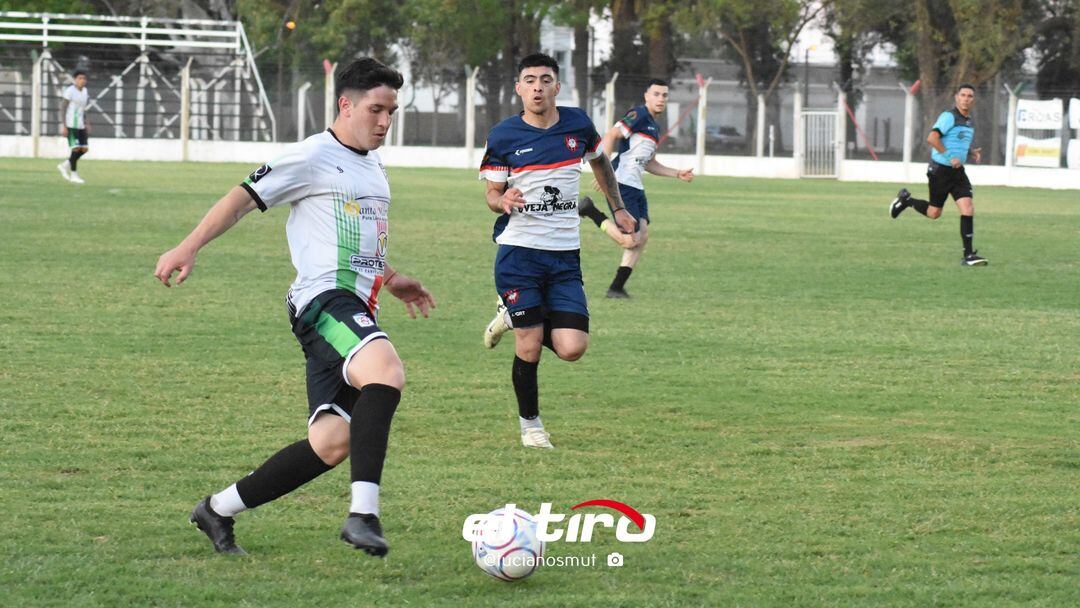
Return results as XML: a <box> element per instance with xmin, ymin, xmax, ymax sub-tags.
<box><xmin>578</xmin><ymin>196</ymin><xmax>596</xmax><ymax>217</ymax></box>
<box><xmin>890</xmin><ymin>188</ymin><xmax>911</xmax><ymax>219</ymax></box>
<box><xmin>606</xmin><ymin>287</ymin><xmax>631</xmax><ymax>299</ymax></box>
<box><xmin>341</xmin><ymin>513</ymin><xmax>389</xmax><ymax>557</ymax></box>
<box><xmin>189</xmin><ymin>497</ymin><xmax>246</xmax><ymax>555</ymax></box>
<box><xmin>961</xmin><ymin>251</ymin><xmax>988</xmax><ymax>266</ymax></box>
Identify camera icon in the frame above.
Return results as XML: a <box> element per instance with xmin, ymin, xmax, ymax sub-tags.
<box><xmin>606</xmin><ymin>552</ymin><xmax>625</xmax><ymax>567</ymax></box>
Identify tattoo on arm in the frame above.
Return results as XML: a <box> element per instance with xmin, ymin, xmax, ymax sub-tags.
<box><xmin>593</xmin><ymin>156</ymin><xmax>625</xmax><ymax>211</ymax></box>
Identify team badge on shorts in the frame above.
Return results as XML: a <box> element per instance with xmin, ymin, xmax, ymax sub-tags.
<box><xmin>564</xmin><ymin>136</ymin><xmax>578</xmax><ymax>152</ymax></box>
<box><xmin>503</xmin><ymin>289</ymin><xmax>520</xmax><ymax>305</ymax></box>
<box><xmin>353</xmin><ymin>313</ymin><xmax>374</xmax><ymax>327</ymax></box>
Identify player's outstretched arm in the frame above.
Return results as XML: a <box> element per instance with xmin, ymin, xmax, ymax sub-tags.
<box><xmin>485</xmin><ymin>179</ymin><xmax>525</xmax><ymax>215</ymax></box>
<box><xmin>588</xmin><ymin>153</ymin><xmax>636</xmax><ymax>233</ymax></box>
<box><xmin>602</xmin><ymin>124</ymin><xmax>624</xmax><ymax>158</ymax></box>
<box><xmin>645</xmin><ymin>159</ymin><xmax>693</xmax><ymax>182</ymax></box>
<box><xmin>154</xmin><ymin>186</ymin><xmax>258</xmax><ymax>287</ymax></box>
<box><xmin>382</xmin><ymin>265</ymin><xmax>436</xmax><ymax>319</ymax></box>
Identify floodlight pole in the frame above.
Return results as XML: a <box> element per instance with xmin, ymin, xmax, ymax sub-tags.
<box><xmin>900</xmin><ymin>82</ymin><xmax>915</xmax><ymax>179</ymax></box>
<box><xmin>1004</xmin><ymin>83</ymin><xmax>1019</xmax><ymax>170</ymax></box>
<box><xmin>756</xmin><ymin>93</ymin><xmax>766</xmax><ymax>157</ymax></box>
<box><xmin>793</xmin><ymin>90</ymin><xmax>803</xmax><ymax>176</ymax></box>
<box><xmin>324</xmin><ymin>61</ymin><xmax>337</xmax><ymax>129</ymax></box>
<box><xmin>836</xmin><ymin>91</ymin><xmax>847</xmax><ymax>178</ymax></box>
<box><xmin>465</xmin><ymin>65</ymin><xmax>479</xmax><ymax>167</ymax></box>
<box><xmin>30</xmin><ymin>51</ymin><xmax>44</xmax><ymax>157</ymax></box>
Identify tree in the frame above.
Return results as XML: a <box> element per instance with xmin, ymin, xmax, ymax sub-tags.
<box><xmin>1033</xmin><ymin>0</ymin><xmax>1080</xmax><ymax>99</ymax></box>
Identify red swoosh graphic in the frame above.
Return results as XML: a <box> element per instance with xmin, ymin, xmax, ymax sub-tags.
<box><xmin>570</xmin><ymin>499</ymin><xmax>645</xmax><ymax>530</ymax></box>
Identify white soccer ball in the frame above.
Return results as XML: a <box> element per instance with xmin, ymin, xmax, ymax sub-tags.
<box><xmin>470</xmin><ymin>506</ymin><xmax>545</xmax><ymax>582</ymax></box>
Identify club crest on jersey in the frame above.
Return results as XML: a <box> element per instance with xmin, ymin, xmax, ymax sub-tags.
<box><xmin>564</xmin><ymin>136</ymin><xmax>579</xmax><ymax>152</ymax></box>
<box><xmin>353</xmin><ymin>313</ymin><xmax>374</xmax><ymax>328</ymax></box>
<box><xmin>503</xmin><ymin>289</ymin><xmax>520</xmax><ymax>305</ymax></box>
<box><xmin>248</xmin><ymin>164</ymin><xmax>272</xmax><ymax>183</ymax></box>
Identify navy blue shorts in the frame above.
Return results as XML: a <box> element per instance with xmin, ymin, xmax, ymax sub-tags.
<box><xmin>617</xmin><ymin>183</ymin><xmax>649</xmax><ymax>231</ymax></box>
<box><xmin>494</xmin><ymin>245</ymin><xmax>589</xmax><ymax>329</ymax></box>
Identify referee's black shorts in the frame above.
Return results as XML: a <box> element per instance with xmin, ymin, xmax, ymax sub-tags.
<box><xmin>926</xmin><ymin>161</ymin><xmax>973</xmax><ymax>207</ymax></box>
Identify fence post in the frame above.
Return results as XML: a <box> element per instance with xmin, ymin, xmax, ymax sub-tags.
<box><xmin>604</xmin><ymin>72</ymin><xmax>619</xmax><ymax>131</ymax></box>
<box><xmin>756</xmin><ymin>93</ymin><xmax>766</xmax><ymax>157</ymax></box>
<box><xmin>1004</xmin><ymin>84</ymin><xmax>1018</xmax><ymax>169</ymax></box>
<box><xmin>31</xmin><ymin>51</ymin><xmax>45</xmax><ymax>157</ymax></box>
<box><xmin>324</xmin><ymin>61</ymin><xmax>337</xmax><ymax>129</ymax></box>
<box><xmin>901</xmin><ymin>83</ymin><xmax>915</xmax><ymax>179</ymax></box>
<box><xmin>793</xmin><ymin>90</ymin><xmax>803</xmax><ymax>176</ymax></box>
<box><xmin>465</xmin><ymin>66</ymin><xmax>479</xmax><ymax>167</ymax></box>
<box><xmin>296</xmin><ymin>81</ymin><xmax>312</xmax><ymax>141</ymax></box>
<box><xmin>836</xmin><ymin>91</ymin><xmax>846</xmax><ymax>176</ymax></box>
<box><xmin>181</xmin><ymin>58</ymin><xmax>192</xmax><ymax>161</ymax></box>
<box><xmin>696</xmin><ymin>77</ymin><xmax>712</xmax><ymax>176</ymax></box>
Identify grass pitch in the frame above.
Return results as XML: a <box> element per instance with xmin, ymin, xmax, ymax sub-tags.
<box><xmin>0</xmin><ymin>157</ymin><xmax>1077</xmax><ymax>607</ymax></box>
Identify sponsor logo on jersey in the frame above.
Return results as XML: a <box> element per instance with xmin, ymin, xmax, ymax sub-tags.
<box><xmin>349</xmin><ymin>255</ymin><xmax>386</xmax><ymax>272</ymax></box>
<box><xmin>336</xmin><ymin>166</ymin><xmax>344</xmax><ymax>173</ymax></box>
<box><xmin>248</xmin><ymin>164</ymin><xmax>272</xmax><ymax>183</ymax></box>
<box><xmin>344</xmin><ymin>201</ymin><xmax>362</xmax><ymax>216</ymax></box>
<box><xmin>514</xmin><ymin>147</ymin><xmax>534</xmax><ymax>156</ymax></box>
<box><xmin>521</xmin><ymin>186</ymin><xmax>577</xmax><ymax>216</ymax></box>
<box><xmin>565</xmin><ymin>136</ymin><xmax>579</xmax><ymax>152</ymax></box>
<box><xmin>353</xmin><ymin>313</ymin><xmax>374</xmax><ymax>328</ymax></box>
<box><xmin>376</xmin><ymin>231</ymin><xmax>388</xmax><ymax>257</ymax></box>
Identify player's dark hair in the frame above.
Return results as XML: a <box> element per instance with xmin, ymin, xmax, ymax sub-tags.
<box><xmin>335</xmin><ymin>58</ymin><xmax>404</xmax><ymax>99</ymax></box>
<box><xmin>957</xmin><ymin>83</ymin><xmax>975</xmax><ymax>94</ymax></box>
<box><xmin>647</xmin><ymin>78</ymin><xmax>669</xmax><ymax>89</ymax></box>
<box><xmin>517</xmin><ymin>53</ymin><xmax>559</xmax><ymax>77</ymax></box>
<box><xmin>72</xmin><ymin>70</ymin><xmax>86</xmax><ymax>78</ymax></box>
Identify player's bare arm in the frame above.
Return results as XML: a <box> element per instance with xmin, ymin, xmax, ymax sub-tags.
<box><xmin>154</xmin><ymin>186</ymin><xmax>258</xmax><ymax>287</ymax></box>
<box><xmin>60</xmin><ymin>100</ymin><xmax>69</xmax><ymax>136</ymax></box>
<box><xmin>589</xmin><ymin>154</ymin><xmax>636</xmax><ymax>233</ymax></box>
<box><xmin>602</xmin><ymin>124</ymin><xmax>624</xmax><ymax>157</ymax></box>
<box><xmin>485</xmin><ymin>179</ymin><xmax>525</xmax><ymax>214</ymax></box>
<box><xmin>645</xmin><ymin>158</ymin><xmax>694</xmax><ymax>182</ymax></box>
<box><xmin>382</xmin><ymin>264</ymin><xmax>436</xmax><ymax>319</ymax></box>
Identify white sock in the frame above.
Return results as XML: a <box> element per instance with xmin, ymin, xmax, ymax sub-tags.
<box><xmin>350</xmin><ymin>481</ymin><xmax>380</xmax><ymax>516</ymax></box>
<box><xmin>210</xmin><ymin>483</ymin><xmax>247</xmax><ymax>517</ymax></box>
<box><xmin>520</xmin><ymin>416</ymin><xmax>544</xmax><ymax>431</ymax></box>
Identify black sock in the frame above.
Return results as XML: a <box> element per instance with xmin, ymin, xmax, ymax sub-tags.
<box><xmin>234</xmin><ymin>439</ymin><xmax>334</xmax><ymax>509</ymax></box>
<box><xmin>69</xmin><ymin>150</ymin><xmax>84</xmax><ymax>171</ymax></box>
<box><xmin>512</xmin><ymin>355</ymin><xmax>539</xmax><ymax>419</ymax></box>
<box><xmin>350</xmin><ymin>384</ymin><xmax>401</xmax><ymax>484</ymax></box>
<box><xmin>610</xmin><ymin>266</ymin><xmax>633</xmax><ymax>291</ymax></box>
<box><xmin>581</xmin><ymin>200</ymin><xmax>608</xmax><ymax>228</ymax></box>
<box><xmin>909</xmin><ymin>198</ymin><xmax>930</xmax><ymax>216</ymax></box>
<box><xmin>960</xmin><ymin>215</ymin><xmax>974</xmax><ymax>255</ymax></box>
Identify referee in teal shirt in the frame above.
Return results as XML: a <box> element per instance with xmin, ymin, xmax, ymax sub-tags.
<box><xmin>890</xmin><ymin>84</ymin><xmax>987</xmax><ymax>266</ymax></box>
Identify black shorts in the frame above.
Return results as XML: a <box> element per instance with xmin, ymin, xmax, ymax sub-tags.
<box><xmin>67</xmin><ymin>129</ymin><xmax>88</xmax><ymax>149</ymax></box>
<box><xmin>926</xmin><ymin>162</ymin><xmax>973</xmax><ymax>207</ymax></box>
<box><xmin>288</xmin><ymin>289</ymin><xmax>389</xmax><ymax>426</ymax></box>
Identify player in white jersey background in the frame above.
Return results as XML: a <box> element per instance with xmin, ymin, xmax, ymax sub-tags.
<box><xmin>480</xmin><ymin>53</ymin><xmax>636</xmax><ymax>449</ymax></box>
<box><xmin>57</xmin><ymin>70</ymin><xmax>91</xmax><ymax>184</ymax></box>
<box><xmin>578</xmin><ymin>78</ymin><xmax>695</xmax><ymax>298</ymax></box>
<box><xmin>155</xmin><ymin>58</ymin><xmax>435</xmax><ymax>558</ymax></box>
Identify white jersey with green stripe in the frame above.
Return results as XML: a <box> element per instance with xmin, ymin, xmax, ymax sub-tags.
<box><xmin>62</xmin><ymin>85</ymin><xmax>89</xmax><ymax>129</ymax></box>
<box><xmin>240</xmin><ymin>129</ymin><xmax>391</xmax><ymax>317</ymax></box>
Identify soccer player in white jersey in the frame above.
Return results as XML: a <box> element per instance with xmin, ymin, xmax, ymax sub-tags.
<box><xmin>154</xmin><ymin>58</ymin><xmax>435</xmax><ymax>557</ymax></box>
<box><xmin>578</xmin><ymin>78</ymin><xmax>694</xmax><ymax>298</ymax></box>
<box><xmin>57</xmin><ymin>70</ymin><xmax>90</xmax><ymax>184</ymax></box>
<box><xmin>480</xmin><ymin>53</ymin><xmax>635</xmax><ymax>449</ymax></box>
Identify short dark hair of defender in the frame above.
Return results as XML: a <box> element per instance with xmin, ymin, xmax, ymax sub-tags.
<box><xmin>517</xmin><ymin>53</ymin><xmax>560</xmax><ymax>77</ymax></box>
<box><xmin>956</xmin><ymin>83</ymin><xmax>975</xmax><ymax>94</ymax></box>
<box><xmin>647</xmin><ymin>78</ymin><xmax>669</xmax><ymax>88</ymax></box>
<box><xmin>72</xmin><ymin>70</ymin><xmax>86</xmax><ymax>78</ymax></box>
<box><xmin>335</xmin><ymin>58</ymin><xmax>404</xmax><ymax>100</ymax></box>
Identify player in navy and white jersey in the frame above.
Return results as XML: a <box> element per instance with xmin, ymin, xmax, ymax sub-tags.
<box><xmin>155</xmin><ymin>59</ymin><xmax>435</xmax><ymax>557</ymax></box>
<box><xmin>480</xmin><ymin>53</ymin><xmax>636</xmax><ymax>449</ymax></box>
<box><xmin>889</xmin><ymin>84</ymin><xmax>987</xmax><ymax>266</ymax></box>
<box><xmin>577</xmin><ymin>79</ymin><xmax>694</xmax><ymax>297</ymax></box>
<box><xmin>57</xmin><ymin>70</ymin><xmax>91</xmax><ymax>184</ymax></box>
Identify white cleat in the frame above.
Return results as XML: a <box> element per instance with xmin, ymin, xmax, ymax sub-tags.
<box><xmin>483</xmin><ymin>300</ymin><xmax>511</xmax><ymax>349</ymax></box>
<box><xmin>68</xmin><ymin>172</ymin><xmax>85</xmax><ymax>185</ymax></box>
<box><xmin>57</xmin><ymin>161</ymin><xmax>71</xmax><ymax>181</ymax></box>
<box><xmin>521</xmin><ymin>427</ymin><xmax>554</xmax><ymax>449</ymax></box>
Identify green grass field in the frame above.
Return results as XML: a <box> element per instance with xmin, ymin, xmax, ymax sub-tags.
<box><xmin>1</xmin><ymin>157</ymin><xmax>1077</xmax><ymax>607</ymax></box>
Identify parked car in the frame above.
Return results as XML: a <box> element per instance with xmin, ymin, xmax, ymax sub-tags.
<box><xmin>706</xmin><ymin>125</ymin><xmax>745</xmax><ymax>150</ymax></box>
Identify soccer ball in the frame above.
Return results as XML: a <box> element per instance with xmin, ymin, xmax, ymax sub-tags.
<box><xmin>470</xmin><ymin>506</ymin><xmax>545</xmax><ymax>581</ymax></box>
